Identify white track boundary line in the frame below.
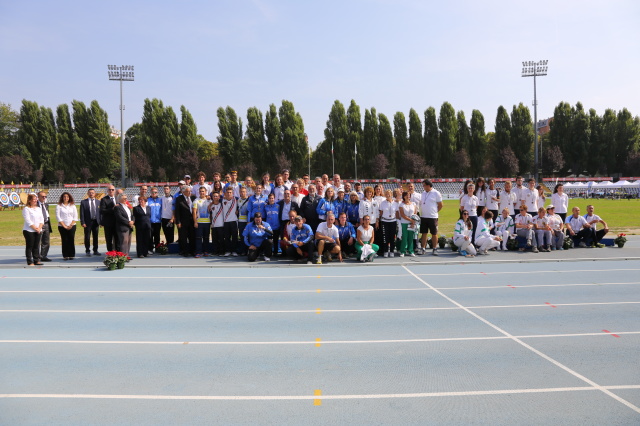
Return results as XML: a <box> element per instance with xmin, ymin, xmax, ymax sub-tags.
<box><xmin>2</xmin><ymin>281</ymin><xmax>640</xmax><ymax>293</ymax></box>
<box><xmin>402</xmin><ymin>265</ymin><xmax>640</xmax><ymax>414</ymax></box>
<box><xmin>2</xmin><ymin>331</ymin><xmax>639</xmax><ymax>345</ymax></box>
<box><xmin>2</xmin><ymin>385</ymin><xmax>640</xmax><ymax>400</ymax></box>
<box><xmin>415</xmin><ymin>267</ymin><xmax>640</xmax><ymax>276</ymax></box>
<box><xmin>2</xmin><ymin>301</ymin><xmax>639</xmax><ymax>314</ymax></box>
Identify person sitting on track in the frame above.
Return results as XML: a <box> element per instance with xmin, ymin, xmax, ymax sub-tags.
<box><xmin>315</xmin><ymin>211</ymin><xmax>341</xmax><ymax>264</ymax></box>
<box><xmin>494</xmin><ymin>207</ymin><xmax>515</xmax><ymax>251</ymax></box>
<box><xmin>515</xmin><ymin>204</ymin><xmax>539</xmax><ymax>253</ymax></box>
<box><xmin>474</xmin><ymin>210</ymin><xmax>501</xmax><ymax>255</ymax></box>
<box><xmin>243</xmin><ymin>212</ymin><xmax>273</xmax><ymax>262</ymax></box>
<box><xmin>545</xmin><ymin>205</ymin><xmax>565</xmax><ymax>251</ymax></box>
<box><xmin>287</xmin><ymin>215</ymin><xmax>315</xmax><ymax>264</ymax></box>
<box><xmin>533</xmin><ymin>206</ymin><xmax>552</xmax><ymax>252</ymax></box>
<box><xmin>584</xmin><ymin>205</ymin><xmax>609</xmax><ymax>247</ymax></box>
<box><xmin>565</xmin><ymin>206</ymin><xmax>596</xmax><ymax>248</ymax></box>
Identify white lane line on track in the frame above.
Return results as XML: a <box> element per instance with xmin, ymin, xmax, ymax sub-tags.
<box><xmin>2</xmin><ymin>331</ymin><xmax>640</xmax><ymax>345</ymax></box>
<box><xmin>3</xmin><ymin>281</ymin><xmax>640</xmax><ymax>293</ymax></box>
<box><xmin>415</xmin><ymin>268</ymin><xmax>640</xmax><ymax>276</ymax></box>
<box><xmin>2</xmin><ymin>301</ymin><xmax>639</xmax><ymax>314</ymax></box>
<box><xmin>402</xmin><ymin>265</ymin><xmax>640</xmax><ymax>414</ymax></box>
<box><xmin>2</xmin><ymin>385</ymin><xmax>640</xmax><ymax>400</ymax></box>
<box><xmin>0</xmin><ymin>273</ymin><xmax>411</xmax><ymax>280</ymax></box>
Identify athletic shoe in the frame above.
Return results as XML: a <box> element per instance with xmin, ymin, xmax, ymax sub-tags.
<box><xmin>360</xmin><ymin>257</ymin><xmax>366</xmax><ymax>262</ymax></box>
<box><xmin>231</xmin><ymin>252</ymin><xmax>238</xmax><ymax>257</ymax></box>
<box><xmin>86</xmin><ymin>252</ymin><xmax>91</xmax><ymax>257</ymax></box>
<box><xmin>94</xmin><ymin>251</ymin><xmax>101</xmax><ymax>256</ymax></box>
<box><xmin>399</xmin><ymin>253</ymin><xmax>405</xmax><ymax>257</ymax></box>
<box><xmin>203</xmin><ymin>252</ymin><xmax>210</xmax><ymax>257</ymax></box>
<box><xmin>596</xmin><ymin>243</ymin><xmax>605</xmax><ymax>248</ymax></box>
<box><xmin>195</xmin><ymin>254</ymin><xmax>202</xmax><ymax>258</ymax></box>
<box><xmin>263</xmin><ymin>256</ymin><xmax>270</xmax><ymax>262</ymax></box>
<box><xmin>432</xmin><ymin>249</ymin><xmax>439</xmax><ymax>256</ymax></box>
<box><xmin>532</xmin><ymin>247</ymin><xmax>539</xmax><ymax>253</ymax></box>
<box><xmin>223</xmin><ymin>252</ymin><xmax>231</xmax><ymax>257</ymax></box>
<box><xmin>483</xmin><ymin>250</ymin><xmax>490</xmax><ymax>255</ymax></box>
<box><xmin>316</xmin><ymin>258</ymin><xmax>322</xmax><ymax>264</ymax></box>
<box><xmin>579</xmin><ymin>242</ymin><xmax>587</xmax><ymax>248</ymax></box>
<box><xmin>519</xmin><ymin>248</ymin><xmax>525</xmax><ymax>252</ymax></box>
<box><xmin>559</xmin><ymin>247</ymin><xmax>564</xmax><ymax>250</ymax></box>
<box><xmin>460</xmin><ymin>250</ymin><xmax>467</xmax><ymax>256</ymax></box>
<box><xmin>325</xmin><ymin>253</ymin><xmax>332</xmax><ymax>262</ymax></box>
<box><xmin>550</xmin><ymin>247</ymin><xmax>556</xmax><ymax>251</ymax></box>
<box><xmin>307</xmin><ymin>260</ymin><xmax>313</xmax><ymax>264</ymax></box>
<box><xmin>384</xmin><ymin>252</ymin><xmax>389</xmax><ymax>258</ymax></box>
<box><xmin>409</xmin><ymin>253</ymin><xmax>416</xmax><ymax>257</ymax></box>
<box><xmin>389</xmin><ymin>252</ymin><xmax>394</xmax><ymax>258</ymax></box>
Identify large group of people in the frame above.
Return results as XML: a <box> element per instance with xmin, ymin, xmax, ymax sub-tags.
<box><xmin>20</xmin><ymin>171</ymin><xmax>613</xmax><ymax>265</ymax></box>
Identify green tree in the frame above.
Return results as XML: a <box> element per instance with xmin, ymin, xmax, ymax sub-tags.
<box><xmin>37</xmin><ymin>106</ymin><xmax>57</xmax><ymax>180</ymax></box>
<box><xmin>600</xmin><ymin>109</ymin><xmax>617</xmax><ymax>174</ymax></box>
<box><xmin>17</xmin><ymin>100</ymin><xmax>41</xmax><ymax>168</ymax></box>
<box><xmin>616</xmin><ymin>108</ymin><xmax>640</xmax><ymax>173</ymax></box>
<box><xmin>0</xmin><ymin>102</ymin><xmax>21</xmax><ymax>156</ymax></box>
<box><xmin>246</xmin><ymin>106</ymin><xmax>267</xmax><ymax>175</ymax></box>
<box><xmin>585</xmin><ymin>109</ymin><xmax>603</xmax><ymax>176</ymax></box>
<box><xmin>456</xmin><ymin>110</ymin><xmax>470</xmax><ymax>153</ymax></box>
<box><xmin>216</xmin><ymin>106</ymin><xmax>243</xmax><ymax>172</ymax></box>
<box><xmin>85</xmin><ymin>100</ymin><xmax>115</xmax><ymax>180</ymax></box>
<box><xmin>347</xmin><ymin>100</ymin><xmax>363</xmax><ymax>178</ymax></box>
<box><xmin>438</xmin><ymin>102</ymin><xmax>457</xmax><ymax>174</ymax></box>
<box><xmin>548</xmin><ymin>101</ymin><xmax>572</xmax><ymax>173</ymax></box>
<box><xmin>55</xmin><ymin>104</ymin><xmax>80</xmax><ymax>180</ymax></box>
<box><xmin>180</xmin><ymin>106</ymin><xmax>199</xmax><ymax>152</ymax></box>
<box><xmin>278</xmin><ymin>100</ymin><xmax>306</xmax><ymax>177</ymax></box>
<box><xmin>324</xmin><ymin>100</ymin><xmax>348</xmax><ymax>176</ymax></box>
<box><xmin>423</xmin><ymin>107</ymin><xmax>438</xmax><ymax>170</ymax></box>
<box><xmin>408</xmin><ymin>108</ymin><xmax>423</xmax><ymax>158</ymax></box>
<box><xmin>510</xmin><ymin>103</ymin><xmax>534</xmax><ymax>174</ymax></box>
<box><xmin>469</xmin><ymin>109</ymin><xmax>486</xmax><ymax>177</ymax></box>
<box><xmin>363</xmin><ymin>108</ymin><xmax>379</xmax><ymax>176</ymax></box>
<box><xmin>393</xmin><ymin>111</ymin><xmax>408</xmax><ymax>176</ymax></box>
<box><xmin>568</xmin><ymin>102</ymin><xmax>590</xmax><ymax>175</ymax></box>
<box><xmin>264</xmin><ymin>103</ymin><xmax>281</xmax><ymax>173</ymax></box>
<box><xmin>378</xmin><ymin>113</ymin><xmax>394</xmax><ymax>176</ymax></box>
<box><xmin>494</xmin><ymin>105</ymin><xmax>511</xmax><ymax>153</ymax></box>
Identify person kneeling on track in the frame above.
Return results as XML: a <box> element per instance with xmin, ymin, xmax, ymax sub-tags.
<box><xmin>337</xmin><ymin>212</ymin><xmax>357</xmax><ymax>259</ymax></box>
<box><xmin>243</xmin><ymin>212</ymin><xmax>273</xmax><ymax>262</ymax></box>
<box><xmin>355</xmin><ymin>215</ymin><xmax>379</xmax><ymax>262</ymax></box>
<box><xmin>315</xmin><ymin>211</ymin><xmax>342</xmax><ymax>264</ymax></box>
<box><xmin>474</xmin><ymin>210</ymin><xmax>501</xmax><ymax>255</ymax></box>
<box><xmin>494</xmin><ymin>208</ymin><xmax>515</xmax><ymax>251</ymax></box>
<box><xmin>287</xmin><ymin>215</ymin><xmax>314</xmax><ymax>264</ymax></box>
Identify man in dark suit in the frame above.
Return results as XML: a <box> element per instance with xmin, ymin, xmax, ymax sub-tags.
<box><xmin>36</xmin><ymin>191</ymin><xmax>52</xmax><ymax>261</ymax></box>
<box><xmin>114</xmin><ymin>193</ymin><xmax>134</xmax><ymax>256</ymax></box>
<box><xmin>174</xmin><ymin>186</ymin><xmax>196</xmax><ymax>256</ymax></box>
<box><xmin>80</xmin><ymin>188</ymin><xmax>101</xmax><ymax>256</ymax></box>
<box><xmin>277</xmin><ymin>189</ymin><xmax>300</xmax><ymax>252</ymax></box>
<box><xmin>100</xmin><ymin>185</ymin><xmax>118</xmax><ymax>252</ymax></box>
<box><xmin>300</xmin><ymin>184</ymin><xmax>321</xmax><ymax>234</ymax></box>
<box><xmin>133</xmin><ymin>196</ymin><xmax>152</xmax><ymax>258</ymax></box>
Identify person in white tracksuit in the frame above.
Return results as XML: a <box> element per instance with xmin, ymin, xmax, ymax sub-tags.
<box><xmin>494</xmin><ymin>208</ymin><xmax>515</xmax><ymax>250</ymax></box>
<box><xmin>453</xmin><ymin>210</ymin><xmax>476</xmax><ymax>257</ymax></box>
<box><xmin>474</xmin><ymin>211</ymin><xmax>502</xmax><ymax>255</ymax></box>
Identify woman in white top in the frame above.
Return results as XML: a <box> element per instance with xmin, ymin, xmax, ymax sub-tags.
<box><xmin>536</xmin><ymin>185</ymin><xmax>546</xmax><ymax>210</ymax></box>
<box><xmin>453</xmin><ymin>210</ymin><xmax>476</xmax><ymax>257</ymax></box>
<box><xmin>397</xmin><ymin>191</ymin><xmax>417</xmax><ymax>257</ymax></box>
<box><xmin>358</xmin><ymin>186</ymin><xmax>379</xmax><ymax>226</ymax></box>
<box><xmin>551</xmin><ymin>184</ymin><xmax>569</xmax><ymax>222</ymax></box>
<box><xmin>373</xmin><ymin>184</ymin><xmax>385</xmax><ymax>205</ymax></box>
<box><xmin>272</xmin><ymin>174</ymin><xmax>286</xmax><ymax>202</ymax></box>
<box><xmin>260</xmin><ymin>173</ymin><xmax>273</xmax><ymax>197</ymax></box>
<box><xmin>378</xmin><ymin>189</ymin><xmax>398</xmax><ymax>257</ymax></box>
<box><xmin>474</xmin><ymin>177</ymin><xmax>487</xmax><ymax>216</ymax></box>
<box><xmin>485</xmin><ymin>178</ymin><xmax>500</xmax><ymax>218</ymax></box>
<box><xmin>533</xmin><ymin>206</ymin><xmax>552</xmax><ymax>252</ymax></box>
<box><xmin>22</xmin><ymin>193</ymin><xmax>44</xmax><ymax>265</ymax></box>
<box><xmin>243</xmin><ymin>176</ymin><xmax>255</xmax><ymax>198</ymax></box>
<box><xmin>495</xmin><ymin>208</ymin><xmax>515</xmax><ymax>251</ymax></box>
<box><xmin>460</xmin><ymin>183</ymin><xmax>479</xmax><ymax>242</ymax></box>
<box><xmin>474</xmin><ymin>210</ymin><xmax>501</xmax><ymax>255</ymax></box>
<box><xmin>355</xmin><ymin>215</ymin><xmax>379</xmax><ymax>262</ymax></box>
<box><xmin>56</xmin><ymin>191</ymin><xmax>78</xmax><ymax>260</ymax></box>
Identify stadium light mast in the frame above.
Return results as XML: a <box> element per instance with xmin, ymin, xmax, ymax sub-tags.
<box><xmin>108</xmin><ymin>65</ymin><xmax>135</xmax><ymax>186</ymax></box>
<box><xmin>521</xmin><ymin>60</ymin><xmax>548</xmax><ymax>182</ymax></box>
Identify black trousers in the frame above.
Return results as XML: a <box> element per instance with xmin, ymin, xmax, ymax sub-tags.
<box><xmin>104</xmin><ymin>224</ymin><xmax>118</xmax><ymax>252</ymax></box>
<box><xmin>83</xmin><ymin>221</ymin><xmax>100</xmax><ymax>253</ymax></box>
<box><xmin>339</xmin><ymin>237</ymin><xmax>356</xmax><ymax>254</ymax></box>
<box><xmin>223</xmin><ymin>221</ymin><xmax>238</xmax><ymax>253</ymax></box>
<box><xmin>39</xmin><ymin>221</ymin><xmax>50</xmax><ymax>258</ymax></box>
<box><xmin>136</xmin><ymin>224</ymin><xmax>152</xmax><ymax>257</ymax></box>
<box><xmin>178</xmin><ymin>224</ymin><xmax>195</xmax><ymax>255</ymax></box>
<box><xmin>380</xmin><ymin>220</ymin><xmax>397</xmax><ymax>252</ymax></box>
<box><xmin>23</xmin><ymin>230</ymin><xmax>41</xmax><ymax>264</ymax></box>
<box><xmin>572</xmin><ymin>228</ymin><xmax>596</xmax><ymax>246</ymax></box>
<box><xmin>151</xmin><ymin>222</ymin><xmax>162</xmax><ymax>250</ymax></box>
<box><xmin>594</xmin><ymin>229</ymin><xmax>608</xmax><ymax>243</ymax></box>
<box><xmin>247</xmin><ymin>239</ymin><xmax>273</xmax><ymax>261</ymax></box>
<box><xmin>59</xmin><ymin>225</ymin><xmax>76</xmax><ymax>258</ymax></box>
<box><xmin>286</xmin><ymin>241</ymin><xmax>314</xmax><ymax>261</ymax></box>
<box><xmin>211</xmin><ymin>226</ymin><xmax>224</xmax><ymax>254</ymax></box>
<box><xmin>237</xmin><ymin>222</ymin><xmax>248</xmax><ymax>254</ymax></box>
<box><xmin>161</xmin><ymin>218</ymin><xmax>175</xmax><ymax>244</ymax></box>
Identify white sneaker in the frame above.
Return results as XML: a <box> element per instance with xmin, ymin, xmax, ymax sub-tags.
<box><xmin>410</xmin><ymin>253</ymin><xmax>416</xmax><ymax>257</ymax></box>
<box><xmin>223</xmin><ymin>252</ymin><xmax>231</xmax><ymax>257</ymax></box>
<box><xmin>384</xmin><ymin>252</ymin><xmax>389</xmax><ymax>258</ymax></box>
<box><xmin>399</xmin><ymin>253</ymin><xmax>405</xmax><ymax>257</ymax></box>
<box><xmin>263</xmin><ymin>256</ymin><xmax>270</xmax><ymax>262</ymax></box>
<box><xmin>231</xmin><ymin>252</ymin><xmax>238</xmax><ymax>257</ymax></box>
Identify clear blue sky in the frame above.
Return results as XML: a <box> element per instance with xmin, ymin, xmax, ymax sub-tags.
<box><xmin>2</xmin><ymin>0</ymin><xmax>639</xmax><ymax>148</ymax></box>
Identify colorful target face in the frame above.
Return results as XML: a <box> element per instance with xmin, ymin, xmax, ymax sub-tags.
<box><xmin>0</xmin><ymin>192</ymin><xmax>9</xmax><ymax>205</ymax></box>
<box><xmin>9</xmin><ymin>192</ymin><xmax>20</xmax><ymax>205</ymax></box>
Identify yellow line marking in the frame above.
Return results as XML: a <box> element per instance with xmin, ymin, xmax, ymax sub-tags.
<box><xmin>316</xmin><ymin>289</ymin><xmax>321</xmax><ymax>293</ymax></box>
<box><xmin>316</xmin><ymin>308</ymin><xmax>321</xmax><ymax>314</ymax></box>
<box><xmin>317</xmin><ymin>275</ymin><xmax>321</xmax><ymax>278</ymax></box>
<box><xmin>314</xmin><ymin>389</ymin><xmax>322</xmax><ymax>406</ymax></box>
<box><xmin>183</xmin><ymin>342</ymin><xmax>189</xmax><ymax>345</ymax></box>
<box><xmin>315</xmin><ymin>338</ymin><xmax>321</xmax><ymax>347</ymax></box>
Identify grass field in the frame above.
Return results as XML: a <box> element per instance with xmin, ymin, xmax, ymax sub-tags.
<box><xmin>0</xmin><ymin>199</ymin><xmax>637</xmax><ymax>246</ymax></box>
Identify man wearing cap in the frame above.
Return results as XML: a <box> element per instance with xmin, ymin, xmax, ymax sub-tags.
<box><xmin>287</xmin><ymin>215</ymin><xmax>314</xmax><ymax>263</ymax></box>
<box><xmin>243</xmin><ymin>212</ymin><xmax>273</xmax><ymax>262</ymax></box>
<box><xmin>419</xmin><ymin>179</ymin><xmax>444</xmax><ymax>256</ymax></box>
<box><xmin>184</xmin><ymin>175</ymin><xmax>192</xmax><ymax>187</ymax></box>
<box><xmin>353</xmin><ymin>182</ymin><xmax>364</xmax><ymax>200</ymax></box>
<box><xmin>545</xmin><ymin>205</ymin><xmax>565</xmax><ymax>250</ymax></box>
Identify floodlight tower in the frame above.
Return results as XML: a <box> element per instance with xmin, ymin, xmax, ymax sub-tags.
<box><xmin>521</xmin><ymin>60</ymin><xmax>548</xmax><ymax>182</ymax></box>
<box><xmin>108</xmin><ymin>65</ymin><xmax>135</xmax><ymax>186</ymax></box>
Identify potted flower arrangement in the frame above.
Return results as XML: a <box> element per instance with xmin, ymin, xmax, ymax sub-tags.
<box><xmin>447</xmin><ymin>238</ymin><xmax>456</xmax><ymax>251</ymax></box>
<box><xmin>563</xmin><ymin>235</ymin><xmax>574</xmax><ymax>250</ymax></box>
<box><xmin>103</xmin><ymin>251</ymin><xmax>129</xmax><ymax>270</ymax></box>
<box><xmin>155</xmin><ymin>241</ymin><xmax>169</xmax><ymax>255</ymax></box>
<box><xmin>506</xmin><ymin>237</ymin><xmax>519</xmax><ymax>251</ymax></box>
<box><xmin>614</xmin><ymin>233</ymin><xmax>627</xmax><ymax>248</ymax></box>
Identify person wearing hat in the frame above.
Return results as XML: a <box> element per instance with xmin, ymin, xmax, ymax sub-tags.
<box><xmin>545</xmin><ymin>204</ymin><xmax>565</xmax><ymax>250</ymax></box>
<box><xmin>184</xmin><ymin>175</ymin><xmax>192</xmax><ymax>186</ymax></box>
<box><xmin>243</xmin><ymin>212</ymin><xmax>273</xmax><ymax>262</ymax></box>
<box><xmin>333</xmin><ymin>188</ymin><xmax>348</xmax><ymax>217</ymax></box>
<box><xmin>353</xmin><ymin>182</ymin><xmax>364</xmax><ymax>200</ymax></box>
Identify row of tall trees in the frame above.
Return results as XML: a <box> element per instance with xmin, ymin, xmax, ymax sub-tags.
<box><xmin>1</xmin><ymin>98</ymin><xmax>638</xmax><ymax>183</ymax></box>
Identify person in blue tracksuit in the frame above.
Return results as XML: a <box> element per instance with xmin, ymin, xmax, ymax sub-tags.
<box><xmin>287</xmin><ymin>215</ymin><xmax>314</xmax><ymax>263</ymax></box>
<box><xmin>333</xmin><ymin>189</ymin><xmax>349</xmax><ymax>217</ymax></box>
<box><xmin>263</xmin><ymin>193</ymin><xmax>281</xmax><ymax>253</ymax></box>
<box><xmin>316</xmin><ymin>187</ymin><xmax>336</xmax><ymax>222</ymax></box>
<box><xmin>337</xmin><ymin>211</ymin><xmax>357</xmax><ymax>257</ymax></box>
<box><xmin>346</xmin><ymin>191</ymin><xmax>360</xmax><ymax>226</ymax></box>
<box><xmin>247</xmin><ymin>184</ymin><xmax>267</xmax><ymax>222</ymax></box>
<box><xmin>243</xmin><ymin>212</ymin><xmax>273</xmax><ymax>262</ymax></box>
<box><xmin>147</xmin><ymin>187</ymin><xmax>163</xmax><ymax>252</ymax></box>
